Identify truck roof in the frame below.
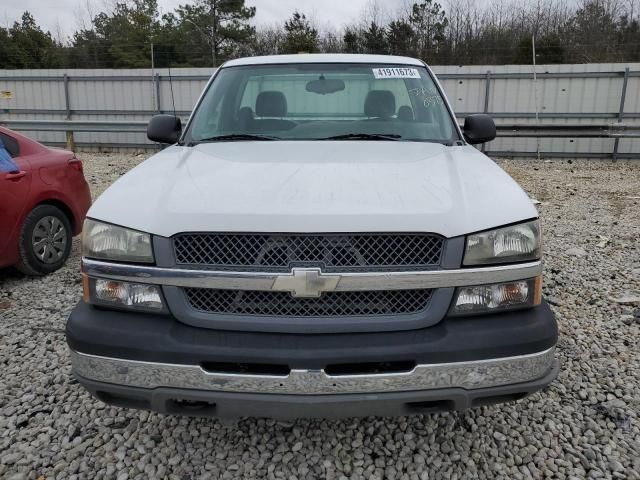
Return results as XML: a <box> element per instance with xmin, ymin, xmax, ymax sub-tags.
<box><xmin>223</xmin><ymin>54</ymin><xmax>425</xmax><ymax>68</ymax></box>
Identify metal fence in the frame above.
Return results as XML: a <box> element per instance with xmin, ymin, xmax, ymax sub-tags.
<box><xmin>1</xmin><ymin>63</ymin><xmax>639</xmax><ymax>158</ymax></box>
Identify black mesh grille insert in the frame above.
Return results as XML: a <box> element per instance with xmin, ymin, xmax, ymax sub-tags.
<box><xmin>184</xmin><ymin>288</ymin><xmax>434</xmax><ymax>317</ymax></box>
<box><xmin>173</xmin><ymin>233</ymin><xmax>444</xmax><ymax>271</ymax></box>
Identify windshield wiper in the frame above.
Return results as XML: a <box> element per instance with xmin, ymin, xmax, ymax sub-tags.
<box><xmin>192</xmin><ymin>133</ymin><xmax>280</xmax><ymax>144</ymax></box>
<box><xmin>319</xmin><ymin>133</ymin><xmax>402</xmax><ymax>141</ymax></box>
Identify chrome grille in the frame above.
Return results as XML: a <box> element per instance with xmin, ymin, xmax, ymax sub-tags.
<box><xmin>184</xmin><ymin>288</ymin><xmax>434</xmax><ymax>317</ymax></box>
<box><xmin>173</xmin><ymin>233</ymin><xmax>444</xmax><ymax>271</ymax></box>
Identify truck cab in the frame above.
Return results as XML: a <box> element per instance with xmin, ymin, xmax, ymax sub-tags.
<box><xmin>66</xmin><ymin>54</ymin><xmax>558</xmax><ymax>419</ymax></box>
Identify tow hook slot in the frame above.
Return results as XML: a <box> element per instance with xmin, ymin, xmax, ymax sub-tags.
<box><xmin>325</xmin><ymin>361</ymin><xmax>416</xmax><ymax>376</ymax></box>
<box><xmin>167</xmin><ymin>398</ymin><xmax>217</xmax><ymax>415</ymax></box>
<box><xmin>201</xmin><ymin>361</ymin><xmax>290</xmax><ymax>376</ymax></box>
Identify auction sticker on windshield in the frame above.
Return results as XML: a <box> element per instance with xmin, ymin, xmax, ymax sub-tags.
<box><xmin>372</xmin><ymin>67</ymin><xmax>421</xmax><ymax>79</ymax></box>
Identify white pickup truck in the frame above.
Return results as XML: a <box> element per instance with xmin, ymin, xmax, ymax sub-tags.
<box><xmin>66</xmin><ymin>54</ymin><xmax>558</xmax><ymax>419</ymax></box>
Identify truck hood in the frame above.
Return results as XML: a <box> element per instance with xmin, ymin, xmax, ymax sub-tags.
<box><xmin>89</xmin><ymin>141</ymin><xmax>537</xmax><ymax>238</ymax></box>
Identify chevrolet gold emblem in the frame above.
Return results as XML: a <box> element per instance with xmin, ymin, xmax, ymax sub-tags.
<box><xmin>272</xmin><ymin>268</ymin><xmax>341</xmax><ymax>298</ymax></box>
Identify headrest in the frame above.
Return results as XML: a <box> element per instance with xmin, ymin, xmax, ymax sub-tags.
<box><xmin>237</xmin><ymin>106</ymin><xmax>254</xmax><ymax>128</ymax></box>
<box><xmin>397</xmin><ymin>105</ymin><xmax>414</xmax><ymax>121</ymax></box>
<box><xmin>365</xmin><ymin>90</ymin><xmax>396</xmax><ymax>118</ymax></box>
<box><xmin>256</xmin><ymin>91</ymin><xmax>287</xmax><ymax>117</ymax></box>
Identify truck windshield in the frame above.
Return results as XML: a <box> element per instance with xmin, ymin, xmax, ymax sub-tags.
<box><xmin>186</xmin><ymin>63</ymin><xmax>458</xmax><ymax>144</ymax></box>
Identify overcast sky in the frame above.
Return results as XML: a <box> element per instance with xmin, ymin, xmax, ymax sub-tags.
<box><xmin>1</xmin><ymin>0</ymin><xmax>408</xmax><ymax>40</ymax></box>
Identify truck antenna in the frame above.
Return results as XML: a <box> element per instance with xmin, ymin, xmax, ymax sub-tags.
<box><xmin>168</xmin><ymin>64</ymin><xmax>177</xmax><ymax>119</ymax></box>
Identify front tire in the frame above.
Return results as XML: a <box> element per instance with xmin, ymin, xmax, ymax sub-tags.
<box><xmin>16</xmin><ymin>205</ymin><xmax>73</xmax><ymax>276</ymax></box>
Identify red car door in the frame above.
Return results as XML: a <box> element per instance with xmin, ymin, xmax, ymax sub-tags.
<box><xmin>0</xmin><ymin>132</ymin><xmax>32</xmax><ymax>264</ymax></box>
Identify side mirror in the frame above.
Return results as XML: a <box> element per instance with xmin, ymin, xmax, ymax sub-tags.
<box><xmin>147</xmin><ymin>115</ymin><xmax>182</xmax><ymax>144</ymax></box>
<box><xmin>463</xmin><ymin>114</ymin><xmax>496</xmax><ymax>144</ymax></box>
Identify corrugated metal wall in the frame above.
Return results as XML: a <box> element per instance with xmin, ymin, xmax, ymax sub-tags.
<box><xmin>1</xmin><ymin>64</ymin><xmax>638</xmax><ymax>156</ymax></box>
<box><xmin>434</xmin><ymin>63</ymin><xmax>640</xmax><ymax>156</ymax></box>
<box><xmin>0</xmin><ymin>68</ymin><xmax>213</xmax><ymax>147</ymax></box>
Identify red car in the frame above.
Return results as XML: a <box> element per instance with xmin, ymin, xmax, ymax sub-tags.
<box><xmin>0</xmin><ymin>127</ymin><xmax>91</xmax><ymax>275</ymax></box>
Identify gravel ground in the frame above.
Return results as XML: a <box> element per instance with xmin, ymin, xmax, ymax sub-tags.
<box><xmin>1</xmin><ymin>153</ymin><xmax>639</xmax><ymax>480</ymax></box>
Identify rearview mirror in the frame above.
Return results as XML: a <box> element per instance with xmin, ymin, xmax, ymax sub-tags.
<box><xmin>306</xmin><ymin>78</ymin><xmax>345</xmax><ymax>95</ymax></box>
<box><xmin>463</xmin><ymin>114</ymin><xmax>496</xmax><ymax>144</ymax></box>
<box><xmin>147</xmin><ymin>115</ymin><xmax>182</xmax><ymax>144</ymax></box>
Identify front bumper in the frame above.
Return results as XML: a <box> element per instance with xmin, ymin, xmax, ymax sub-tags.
<box><xmin>70</xmin><ymin>347</ymin><xmax>556</xmax><ymax>395</ymax></box>
<box><xmin>74</xmin><ymin>363</ymin><xmax>559</xmax><ymax>419</ymax></box>
<box><xmin>66</xmin><ymin>300</ymin><xmax>558</xmax><ymax>418</ymax></box>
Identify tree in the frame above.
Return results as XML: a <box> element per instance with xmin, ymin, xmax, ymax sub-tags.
<box><xmin>343</xmin><ymin>27</ymin><xmax>363</xmax><ymax>53</ymax></box>
<box><xmin>363</xmin><ymin>22</ymin><xmax>388</xmax><ymax>54</ymax></box>
<box><xmin>617</xmin><ymin>11</ymin><xmax>640</xmax><ymax>61</ymax></box>
<box><xmin>176</xmin><ymin>0</ymin><xmax>255</xmax><ymax>66</ymax></box>
<box><xmin>514</xmin><ymin>34</ymin><xmax>565</xmax><ymax>64</ymax></box>
<box><xmin>408</xmin><ymin>1</ymin><xmax>449</xmax><ymax>60</ymax></box>
<box><xmin>282</xmin><ymin>11</ymin><xmax>318</xmax><ymax>53</ymax></box>
<box><xmin>66</xmin><ymin>0</ymin><xmax>164</xmax><ymax>68</ymax></box>
<box><xmin>319</xmin><ymin>28</ymin><xmax>343</xmax><ymax>53</ymax></box>
<box><xmin>91</xmin><ymin>0</ymin><xmax>160</xmax><ymax>68</ymax></box>
<box><xmin>248</xmin><ymin>24</ymin><xmax>284</xmax><ymax>55</ymax></box>
<box><xmin>5</xmin><ymin>0</ymin><xmax>640</xmax><ymax>68</ymax></box>
<box><xmin>68</xmin><ymin>28</ymin><xmax>111</xmax><ymax>68</ymax></box>
<box><xmin>4</xmin><ymin>12</ymin><xmax>63</xmax><ymax>68</ymax></box>
<box><xmin>565</xmin><ymin>0</ymin><xmax>619</xmax><ymax>62</ymax></box>
<box><xmin>0</xmin><ymin>27</ymin><xmax>20</xmax><ymax>68</ymax></box>
<box><xmin>386</xmin><ymin>20</ymin><xmax>415</xmax><ymax>57</ymax></box>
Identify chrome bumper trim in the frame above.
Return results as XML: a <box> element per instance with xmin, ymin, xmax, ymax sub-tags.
<box><xmin>70</xmin><ymin>347</ymin><xmax>556</xmax><ymax>395</ymax></box>
<box><xmin>82</xmin><ymin>258</ymin><xmax>542</xmax><ymax>292</ymax></box>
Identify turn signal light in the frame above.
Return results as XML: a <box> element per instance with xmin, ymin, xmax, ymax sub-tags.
<box><xmin>450</xmin><ymin>277</ymin><xmax>542</xmax><ymax>316</ymax></box>
<box><xmin>84</xmin><ymin>277</ymin><xmax>164</xmax><ymax>312</ymax></box>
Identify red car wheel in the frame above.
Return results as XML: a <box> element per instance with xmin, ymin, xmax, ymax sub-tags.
<box><xmin>17</xmin><ymin>204</ymin><xmax>73</xmax><ymax>275</ymax></box>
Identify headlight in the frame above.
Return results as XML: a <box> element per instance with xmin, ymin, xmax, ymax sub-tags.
<box><xmin>463</xmin><ymin>220</ymin><xmax>540</xmax><ymax>266</ymax></box>
<box><xmin>83</xmin><ymin>276</ymin><xmax>164</xmax><ymax>312</ymax></box>
<box><xmin>82</xmin><ymin>219</ymin><xmax>153</xmax><ymax>263</ymax></box>
<box><xmin>450</xmin><ymin>277</ymin><xmax>541</xmax><ymax>316</ymax></box>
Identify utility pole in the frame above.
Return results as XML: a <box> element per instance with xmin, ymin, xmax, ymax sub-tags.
<box><xmin>150</xmin><ymin>42</ymin><xmax>156</xmax><ymax>111</ymax></box>
<box><xmin>532</xmin><ymin>35</ymin><xmax>541</xmax><ymax>162</ymax></box>
<box><xmin>209</xmin><ymin>0</ymin><xmax>217</xmax><ymax>68</ymax></box>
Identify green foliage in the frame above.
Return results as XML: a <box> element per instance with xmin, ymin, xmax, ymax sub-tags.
<box><xmin>68</xmin><ymin>29</ymin><xmax>111</xmax><ymax>69</ymax></box>
<box><xmin>175</xmin><ymin>0</ymin><xmax>256</xmax><ymax>66</ymax></box>
<box><xmin>63</xmin><ymin>0</ymin><xmax>254</xmax><ymax>68</ymax></box>
<box><xmin>617</xmin><ymin>14</ymin><xmax>640</xmax><ymax>62</ymax></box>
<box><xmin>93</xmin><ymin>0</ymin><xmax>160</xmax><ymax>68</ymax></box>
<box><xmin>2</xmin><ymin>0</ymin><xmax>640</xmax><ymax>68</ymax></box>
<box><xmin>248</xmin><ymin>26</ymin><xmax>284</xmax><ymax>56</ymax></box>
<box><xmin>319</xmin><ymin>30</ymin><xmax>343</xmax><ymax>53</ymax></box>
<box><xmin>0</xmin><ymin>27</ymin><xmax>21</xmax><ymax>68</ymax></box>
<box><xmin>386</xmin><ymin>20</ymin><xmax>415</xmax><ymax>57</ymax></box>
<box><xmin>514</xmin><ymin>35</ymin><xmax>565</xmax><ymax>64</ymax></box>
<box><xmin>1</xmin><ymin>12</ymin><xmax>62</xmax><ymax>68</ymax></box>
<box><xmin>343</xmin><ymin>27</ymin><xmax>362</xmax><ymax>54</ymax></box>
<box><xmin>282</xmin><ymin>11</ymin><xmax>318</xmax><ymax>54</ymax></box>
<box><xmin>565</xmin><ymin>1</ymin><xmax>618</xmax><ymax>62</ymax></box>
<box><xmin>408</xmin><ymin>0</ymin><xmax>448</xmax><ymax>60</ymax></box>
<box><xmin>363</xmin><ymin>22</ymin><xmax>388</xmax><ymax>55</ymax></box>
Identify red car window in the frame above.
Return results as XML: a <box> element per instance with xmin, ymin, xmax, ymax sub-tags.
<box><xmin>0</xmin><ymin>132</ymin><xmax>20</xmax><ymax>158</ymax></box>
<box><xmin>0</xmin><ymin>135</ymin><xmax>20</xmax><ymax>173</ymax></box>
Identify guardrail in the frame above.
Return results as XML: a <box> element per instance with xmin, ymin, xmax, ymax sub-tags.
<box><xmin>2</xmin><ymin>119</ymin><xmax>639</xmax><ymax>158</ymax></box>
<box><xmin>1</xmin><ymin>119</ymin><xmax>149</xmax><ymax>133</ymax></box>
<box><xmin>0</xmin><ymin>119</ymin><xmax>152</xmax><ymax>152</ymax></box>
<box><xmin>496</xmin><ymin>124</ymin><xmax>640</xmax><ymax>138</ymax></box>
